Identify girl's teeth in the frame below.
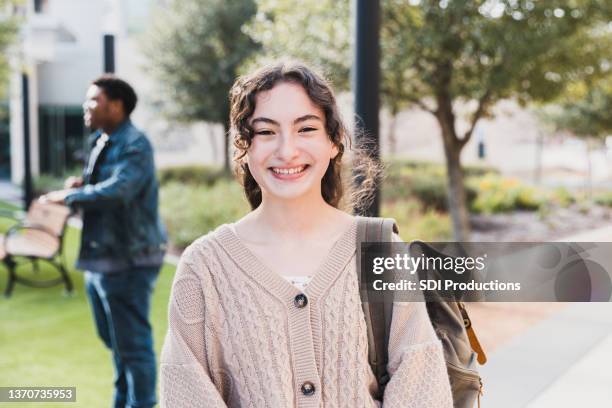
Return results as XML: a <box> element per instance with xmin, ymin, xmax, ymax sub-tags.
<box><xmin>273</xmin><ymin>166</ymin><xmax>305</xmax><ymax>175</ymax></box>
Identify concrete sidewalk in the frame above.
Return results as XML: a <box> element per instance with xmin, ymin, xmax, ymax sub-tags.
<box><xmin>479</xmin><ymin>302</ymin><xmax>612</xmax><ymax>407</ymax></box>
<box><xmin>526</xmin><ymin>329</ymin><xmax>612</xmax><ymax>407</ymax></box>
<box><xmin>479</xmin><ymin>225</ymin><xmax>612</xmax><ymax>407</ymax></box>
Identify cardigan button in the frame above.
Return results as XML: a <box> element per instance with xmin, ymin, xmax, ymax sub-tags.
<box><xmin>294</xmin><ymin>294</ymin><xmax>308</xmax><ymax>308</ymax></box>
<box><xmin>301</xmin><ymin>381</ymin><xmax>315</xmax><ymax>396</ymax></box>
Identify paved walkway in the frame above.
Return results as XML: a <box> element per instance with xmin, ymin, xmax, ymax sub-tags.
<box><xmin>480</xmin><ymin>225</ymin><xmax>612</xmax><ymax>407</ymax></box>
<box><xmin>480</xmin><ymin>302</ymin><xmax>612</xmax><ymax>407</ymax></box>
<box><xmin>526</xmin><ymin>329</ymin><xmax>612</xmax><ymax>407</ymax></box>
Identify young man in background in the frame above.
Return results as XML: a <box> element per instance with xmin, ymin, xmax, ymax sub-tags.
<box><xmin>42</xmin><ymin>75</ymin><xmax>166</xmax><ymax>408</ymax></box>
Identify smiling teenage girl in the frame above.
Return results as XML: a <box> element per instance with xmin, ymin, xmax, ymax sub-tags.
<box><xmin>160</xmin><ymin>61</ymin><xmax>453</xmax><ymax>407</ymax></box>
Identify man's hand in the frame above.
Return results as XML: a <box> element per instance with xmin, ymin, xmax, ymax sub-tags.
<box><xmin>64</xmin><ymin>176</ymin><xmax>83</xmax><ymax>189</ymax></box>
<box><xmin>39</xmin><ymin>189</ymin><xmax>74</xmax><ymax>205</ymax></box>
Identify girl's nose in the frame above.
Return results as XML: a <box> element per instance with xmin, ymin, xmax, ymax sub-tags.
<box><xmin>277</xmin><ymin>133</ymin><xmax>299</xmax><ymax>161</ymax></box>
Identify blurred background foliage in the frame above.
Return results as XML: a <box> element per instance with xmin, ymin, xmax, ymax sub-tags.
<box><xmin>11</xmin><ymin>0</ymin><xmax>610</xmax><ymax>246</ymax></box>
<box><xmin>0</xmin><ymin>0</ymin><xmax>20</xmax><ymax>97</ymax></box>
<box><xmin>539</xmin><ymin>76</ymin><xmax>612</xmax><ymax>139</ymax></box>
<box><xmin>144</xmin><ymin>0</ymin><xmax>612</xmax><ymax>240</ymax></box>
<box><xmin>143</xmin><ymin>0</ymin><xmax>260</xmax><ymax>173</ymax></box>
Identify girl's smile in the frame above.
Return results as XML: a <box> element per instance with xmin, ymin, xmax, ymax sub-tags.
<box><xmin>269</xmin><ymin>164</ymin><xmax>310</xmax><ymax>180</ymax></box>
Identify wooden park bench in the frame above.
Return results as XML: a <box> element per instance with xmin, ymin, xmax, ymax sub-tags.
<box><xmin>0</xmin><ymin>201</ymin><xmax>73</xmax><ymax>297</ymax></box>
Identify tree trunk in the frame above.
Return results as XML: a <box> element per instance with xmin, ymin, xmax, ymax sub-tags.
<box><xmin>435</xmin><ymin>101</ymin><xmax>471</xmax><ymax>241</ymax></box>
<box><xmin>444</xmin><ymin>145</ymin><xmax>471</xmax><ymax>241</ymax></box>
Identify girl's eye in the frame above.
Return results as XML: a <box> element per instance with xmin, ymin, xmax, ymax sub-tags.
<box><xmin>299</xmin><ymin>127</ymin><xmax>317</xmax><ymax>133</ymax></box>
<box><xmin>255</xmin><ymin>130</ymin><xmax>274</xmax><ymax>136</ymax></box>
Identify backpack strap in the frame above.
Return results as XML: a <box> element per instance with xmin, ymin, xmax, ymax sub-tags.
<box><xmin>356</xmin><ymin>216</ymin><xmax>399</xmax><ymax>398</ymax></box>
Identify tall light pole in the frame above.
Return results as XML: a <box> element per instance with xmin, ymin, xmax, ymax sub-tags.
<box><xmin>353</xmin><ymin>0</ymin><xmax>381</xmax><ymax>217</ymax></box>
<box><xmin>103</xmin><ymin>34</ymin><xmax>115</xmax><ymax>73</ymax></box>
<box><xmin>22</xmin><ymin>73</ymin><xmax>33</xmax><ymax>209</ymax></box>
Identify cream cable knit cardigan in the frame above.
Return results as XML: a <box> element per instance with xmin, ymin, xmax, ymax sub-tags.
<box><xmin>160</xmin><ymin>219</ymin><xmax>453</xmax><ymax>407</ymax></box>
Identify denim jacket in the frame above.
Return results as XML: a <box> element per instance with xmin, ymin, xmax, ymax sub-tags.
<box><xmin>65</xmin><ymin>120</ymin><xmax>167</xmax><ymax>273</ymax></box>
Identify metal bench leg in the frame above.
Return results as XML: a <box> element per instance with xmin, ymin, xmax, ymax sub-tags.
<box><xmin>58</xmin><ymin>263</ymin><xmax>73</xmax><ymax>295</ymax></box>
<box><xmin>3</xmin><ymin>259</ymin><xmax>17</xmax><ymax>298</ymax></box>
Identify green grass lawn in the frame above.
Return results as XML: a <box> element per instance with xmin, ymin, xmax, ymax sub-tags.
<box><xmin>0</xmin><ymin>201</ymin><xmax>176</xmax><ymax>407</ymax></box>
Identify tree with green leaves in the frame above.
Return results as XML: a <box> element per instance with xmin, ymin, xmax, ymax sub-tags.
<box><xmin>250</xmin><ymin>0</ymin><xmax>612</xmax><ymax>240</ymax></box>
<box><xmin>543</xmin><ymin>78</ymin><xmax>612</xmax><ymax>139</ymax></box>
<box><xmin>245</xmin><ymin>0</ymin><xmax>352</xmax><ymax>90</ymax></box>
<box><xmin>0</xmin><ymin>0</ymin><xmax>19</xmax><ymax>97</ymax></box>
<box><xmin>143</xmin><ymin>0</ymin><xmax>259</xmax><ymax>174</ymax></box>
<box><xmin>0</xmin><ymin>1</ymin><xmax>19</xmax><ymax>182</ymax></box>
<box><xmin>538</xmin><ymin>76</ymin><xmax>612</xmax><ymax>193</ymax></box>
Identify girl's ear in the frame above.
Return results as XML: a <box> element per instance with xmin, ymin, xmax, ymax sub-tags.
<box><xmin>331</xmin><ymin>144</ymin><xmax>339</xmax><ymax>160</ymax></box>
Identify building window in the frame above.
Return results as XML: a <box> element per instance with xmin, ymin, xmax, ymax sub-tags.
<box><xmin>0</xmin><ymin>103</ymin><xmax>10</xmax><ymax>180</ymax></box>
<box><xmin>34</xmin><ymin>0</ymin><xmax>48</xmax><ymax>14</ymax></box>
<box><xmin>38</xmin><ymin>106</ymin><xmax>88</xmax><ymax>176</ymax></box>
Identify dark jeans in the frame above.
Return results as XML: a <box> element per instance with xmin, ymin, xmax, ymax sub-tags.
<box><xmin>85</xmin><ymin>266</ymin><xmax>161</xmax><ymax>408</ymax></box>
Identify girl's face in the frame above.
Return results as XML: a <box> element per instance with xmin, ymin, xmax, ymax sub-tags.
<box><xmin>246</xmin><ymin>82</ymin><xmax>338</xmax><ymax>204</ymax></box>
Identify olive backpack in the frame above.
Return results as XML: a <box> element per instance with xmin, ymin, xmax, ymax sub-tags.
<box><xmin>355</xmin><ymin>216</ymin><xmax>486</xmax><ymax>407</ymax></box>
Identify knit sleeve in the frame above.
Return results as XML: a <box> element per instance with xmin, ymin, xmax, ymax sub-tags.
<box><xmin>160</xmin><ymin>253</ymin><xmax>228</xmax><ymax>408</ymax></box>
<box><xmin>381</xmin><ymin>233</ymin><xmax>453</xmax><ymax>407</ymax></box>
<box><xmin>381</xmin><ymin>302</ymin><xmax>453</xmax><ymax>407</ymax></box>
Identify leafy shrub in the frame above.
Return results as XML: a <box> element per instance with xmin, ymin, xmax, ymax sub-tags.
<box><xmin>32</xmin><ymin>174</ymin><xmax>66</xmax><ymax>196</ymax></box>
<box><xmin>468</xmin><ymin>175</ymin><xmax>543</xmax><ymax>214</ymax></box>
<box><xmin>464</xmin><ymin>164</ymin><xmax>501</xmax><ymax>177</ymax></box>
<box><xmin>158</xmin><ymin>165</ymin><xmax>228</xmax><ymax>186</ymax></box>
<box><xmin>594</xmin><ymin>192</ymin><xmax>612</xmax><ymax>207</ymax></box>
<box><xmin>30</xmin><ymin>166</ymin><xmax>82</xmax><ymax>196</ymax></box>
<box><xmin>383</xmin><ymin>160</ymin><xmax>478</xmax><ymax>211</ymax></box>
<box><xmin>549</xmin><ymin>187</ymin><xmax>575</xmax><ymax>208</ymax></box>
<box><xmin>381</xmin><ymin>199</ymin><xmax>452</xmax><ymax>241</ymax></box>
<box><xmin>409</xmin><ymin>175</ymin><xmax>450</xmax><ymax>212</ymax></box>
<box><xmin>160</xmin><ymin>180</ymin><xmax>249</xmax><ymax>249</ymax></box>
<box><xmin>385</xmin><ymin>159</ymin><xmax>499</xmax><ymax>178</ymax></box>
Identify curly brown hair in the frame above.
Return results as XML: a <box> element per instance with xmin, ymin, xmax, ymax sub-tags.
<box><xmin>229</xmin><ymin>60</ymin><xmax>380</xmax><ymax>213</ymax></box>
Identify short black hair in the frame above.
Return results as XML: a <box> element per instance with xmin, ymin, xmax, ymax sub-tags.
<box><xmin>92</xmin><ymin>75</ymin><xmax>138</xmax><ymax>116</ymax></box>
